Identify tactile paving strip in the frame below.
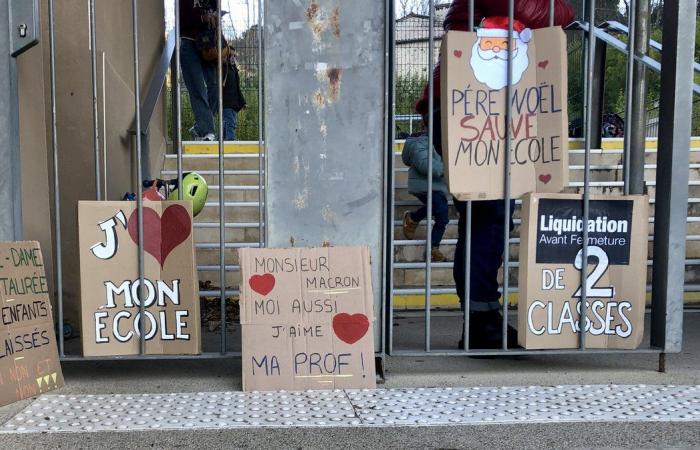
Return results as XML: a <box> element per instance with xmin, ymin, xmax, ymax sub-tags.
<box><xmin>346</xmin><ymin>385</ymin><xmax>700</xmax><ymax>426</ymax></box>
<box><xmin>1</xmin><ymin>385</ymin><xmax>698</xmax><ymax>433</ymax></box>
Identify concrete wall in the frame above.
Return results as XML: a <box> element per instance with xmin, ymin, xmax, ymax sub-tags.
<box><xmin>14</xmin><ymin>0</ymin><xmax>168</xmax><ymax>331</ymax></box>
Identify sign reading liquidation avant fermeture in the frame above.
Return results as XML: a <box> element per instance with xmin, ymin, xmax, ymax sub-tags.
<box><xmin>0</xmin><ymin>242</ymin><xmax>64</xmax><ymax>407</ymax></box>
<box><xmin>518</xmin><ymin>193</ymin><xmax>649</xmax><ymax>349</ymax></box>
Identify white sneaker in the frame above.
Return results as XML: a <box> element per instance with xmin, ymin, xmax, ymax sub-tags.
<box><xmin>201</xmin><ymin>133</ymin><xmax>216</xmax><ymax>142</ymax></box>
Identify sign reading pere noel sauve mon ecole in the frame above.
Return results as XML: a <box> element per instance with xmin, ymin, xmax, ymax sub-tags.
<box><xmin>0</xmin><ymin>241</ymin><xmax>64</xmax><ymax>407</ymax></box>
<box><xmin>78</xmin><ymin>201</ymin><xmax>201</xmax><ymax>356</ymax></box>
<box><xmin>441</xmin><ymin>19</ymin><xmax>569</xmax><ymax>200</ymax></box>
<box><xmin>239</xmin><ymin>246</ymin><xmax>376</xmax><ymax>391</ymax></box>
<box><xmin>518</xmin><ymin>193</ymin><xmax>649</xmax><ymax>349</ymax></box>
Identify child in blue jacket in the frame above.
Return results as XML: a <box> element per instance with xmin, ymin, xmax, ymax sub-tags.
<box><xmin>401</xmin><ymin>135</ymin><xmax>449</xmax><ymax>262</ymax></box>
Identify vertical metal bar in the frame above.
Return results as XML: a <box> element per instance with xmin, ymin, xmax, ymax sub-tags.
<box><xmin>463</xmin><ymin>0</ymin><xmax>474</xmax><ymax>351</ymax></box>
<box><xmin>651</xmin><ymin>0</ymin><xmax>695</xmax><ymax>353</ymax></box>
<box><xmin>257</xmin><ymin>0</ymin><xmax>264</xmax><ymax>247</ymax></box>
<box><xmin>580</xmin><ymin>0</ymin><xmax>596</xmax><ymax>350</ymax></box>
<box><xmin>48</xmin><ymin>0</ymin><xmax>64</xmax><ymax>357</ymax></box>
<box><xmin>175</xmin><ymin>0</ymin><xmax>183</xmax><ymax>199</ymax></box>
<box><xmin>89</xmin><ymin>0</ymin><xmax>101</xmax><ymax>200</ymax></box>
<box><xmin>218</xmin><ymin>1</ymin><xmax>226</xmax><ymax>354</ymax></box>
<box><xmin>425</xmin><ymin>0</ymin><xmax>434</xmax><ymax>352</ymax></box>
<box><xmin>622</xmin><ymin>0</ymin><xmax>637</xmax><ymax>196</ymax></box>
<box><xmin>386</xmin><ymin>0</ymin><xmax>397</xmax><ymax>355</ymax></box>
<box><xmin>628</xmin><ymin>0</ymin><xmax>650</xmax><ymax>195</ymax></box>
<box><xmin>132</xmin><ymin>0</ymin><xmax>145</xmax><ymax>355</ymax></box>
<box><xmin>101</xmin><ymin>52</ymin><xmax>108</xmax><ymax>198</ymax></box>
<box><xmin>501</xmin><ymin>0</ymin><xmax>514</xmax><ymax>350</ymax></box>
<box><xmin>382</xmin><ymin>0</ymin><xmax>395</xmax><ymax>356</ymax></box>
<box><xmin>548</xmin><ymin>0</ymin><xmax>554</xmax><ymax>27</ymax></box>
<box><xmin>590</xmin><ymin>38</ymin><xmax>606</xmax><ymax>149</ymax></box>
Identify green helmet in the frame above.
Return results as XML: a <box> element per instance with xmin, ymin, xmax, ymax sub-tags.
<box><xmin>168</xmin><ymin>172</ymin><xmax>208</xmax><ymax>216</ymax></box>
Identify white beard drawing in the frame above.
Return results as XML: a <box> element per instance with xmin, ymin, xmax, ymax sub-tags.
<box><xmin>470</xmin><ymin>39</ymin><xmax>530</xmax><ymax>90</ymax></box>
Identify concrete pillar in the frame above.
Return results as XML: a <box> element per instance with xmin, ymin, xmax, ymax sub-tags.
<box><xmin>264</xmin><ymin>0</ymin><xmax>387</xmax><ymax>350</ymax></box>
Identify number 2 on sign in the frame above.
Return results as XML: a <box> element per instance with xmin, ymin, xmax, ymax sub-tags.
<box><xmin>573</xmin><ymin>246</ymin><xmax>615</xmax><ymax>298</ymax></box>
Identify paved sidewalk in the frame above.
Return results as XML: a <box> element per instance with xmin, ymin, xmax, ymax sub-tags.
<box><xmin>0</xmin><ymin>312</ymin><xmax>697</xmax><ymax>448</ymax></box>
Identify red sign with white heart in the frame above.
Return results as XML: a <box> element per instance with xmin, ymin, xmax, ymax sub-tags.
<box><xmin>78</xmin><ymin>201</ymin><xmax>201</xmax><ymax>356</ymax></box>
<box><xmin>239</xmin><ymin>246</ymin><xmax>376</xmax><ymax>391</ymax></box>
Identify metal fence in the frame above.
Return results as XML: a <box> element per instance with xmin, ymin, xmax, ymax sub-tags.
<box><xmin>42</xmin><ymin>0</ymin><xmax>697</xmax><ymax>366</ymax></box>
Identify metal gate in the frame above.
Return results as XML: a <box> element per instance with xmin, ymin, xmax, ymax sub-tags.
<box><xmin>384</xmin><ymin>0</ymin><xmax>697</xmax><ymax>363</ymax></box>
<box><xmin>13</xmin><ymin>0</ymin><xmax>697</xmax><ymax>366</ymax></box>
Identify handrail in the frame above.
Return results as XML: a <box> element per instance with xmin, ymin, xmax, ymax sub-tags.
<box><xmin>567</xmin><ymin>21</ymin><xmax>700</xmax><ymax>95</ymax></box>
<box><xmin>129</xmin><ymin>28</ymin><xmax>176</xmax><ymax>134</ymax></box>
<box><xmin>600</xmin><ymin>20</ymin><xmax>700</xmax><ymax>74</ymax></box>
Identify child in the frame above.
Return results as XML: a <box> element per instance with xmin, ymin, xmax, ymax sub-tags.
<box><xmin>401</xmin><ymin>134</ymin><xmax>449</xmax><ymax>262</ymax></box>
<box><xmin>222</xmin><ymin>48</ymin><xmax>246</xmax><ymax>141</ymax></box>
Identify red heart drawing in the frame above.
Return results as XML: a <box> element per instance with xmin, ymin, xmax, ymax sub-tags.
<box><xmin>332</xmin><ymin>313</ymin><xmax>370</xmax><ymax>345</ymax></box>
<box><xmin>538</xmin><ymin>60</ymin><xmax>549</xmax><ymax>69</ymax></box>
<box><xmin>128</xmin><ymin>205</ymin><xmax>191</xmax><ymax>268</ymax></box>
<box><xmin>249</xmin><ymin>274</ymin><xmax>276</xmax><ymax>296</ymax></box>
<box><xmin>453</xmin><ymin>50</ymin><xmax>463</xmax><ymax>58</ymax></box>
<box><xmin>539</xmin><ymin>174</ymin><xmax>552</xmax><ymax>184</ymax></box>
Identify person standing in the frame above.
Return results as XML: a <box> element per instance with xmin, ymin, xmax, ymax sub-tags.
<box><xmin>179</xmin><ymin>0</ymin><xmax>220</xmax><ymax>141</ymax></box>
<box><xmin>222</xmin><ymin>48</ymin><xmax>246</xmax><ymax>141</ymax></box>
<box><xmin>414</xmin><ymin>0</ymin><xmax>575</xmax><ymax>349</ymax></box>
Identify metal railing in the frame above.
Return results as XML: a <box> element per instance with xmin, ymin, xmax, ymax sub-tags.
<box><xmin>42</xmin><ymin>0</ymin><xmax>697</xmax><ymax>368</ymax></box>
<box><xmin>385</xmin><ymin>0</ymin><xmax>696</xmax><ymax>362</ymax></box>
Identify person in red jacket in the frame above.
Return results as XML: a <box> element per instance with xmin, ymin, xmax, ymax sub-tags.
<box><xmin>414</xmin><ymin>0</ymin><xmax>575</xmax><ymax>349</ymax></box>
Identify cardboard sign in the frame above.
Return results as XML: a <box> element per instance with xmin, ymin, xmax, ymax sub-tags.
<box><xmin>518</xmin><ymin>193</ymin><xmax>649</xmax><ymax>349</ymax></box>
<box><xmin>440</xmin><ymin>26</ymin><xmax>569</xmax><ymax>200</ymax></box>
<box><xmin>0</xmin><ymin>242</ymin><xmax>64</xmax><ymax>406</ymax></box>
<box><xmin>78</xmin><ymin>201</ymin><xmax>201</xmax><ymax>356</ymax></box>
<box><xmin>239</xmin><ymin>246</ymin><xmax>376</xmax><ymax>391</ymax></box>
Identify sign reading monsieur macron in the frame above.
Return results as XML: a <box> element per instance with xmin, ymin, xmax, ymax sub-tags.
<box><xmin>239</xmin><ymin>246</ymin><xmax>376</xmax><ymax>391</ymax></box>
<box><xmin>518</xmin><ymin>194</ymin><xmax>648</xmax><ymax>349</ymax></box>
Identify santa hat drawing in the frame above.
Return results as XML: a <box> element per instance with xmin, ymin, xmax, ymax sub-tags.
<box><xmin>477</xmin><ymin>16</ymin><xmax>533</xmax><ymax>44</ymax></box>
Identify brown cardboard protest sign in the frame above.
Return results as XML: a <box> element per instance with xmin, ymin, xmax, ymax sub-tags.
<box><xmin>0</xmin><ymin>242</ymin><xmax>64</xmax><ymax>407</ymax></box>
<box><xmin>78</xmin><ymin>201</ymin><xmax>200</xmax><ymax>356</ymax></box>
<box><xmin>239</xmin><ymin>246</ymin><xmax>376</xmax><ymax>391</ymax></box>
<box><xmin>440</xmin><ymin>25</ymin><xmax>569</xmax><ymax>200</ymax></box>
<box><xmin>518</xmin><ymin>193</ymin><xmax>648</xmax><ymax>349</ymax></box>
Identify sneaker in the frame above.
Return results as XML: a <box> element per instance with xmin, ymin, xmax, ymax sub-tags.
<box><xmin>431</xmin><ymin>247</ymin><xmax>446</xmax><ymax>262</ymax></box>
<box><xmin>201</xmin><ymin>133</ymin><xmax>216</xmax><ymax>142</ymax></box>
<box><xmin>403</xmin><ymin>211</ymin><xmax>418</xmax><ymax>240</ymax></box>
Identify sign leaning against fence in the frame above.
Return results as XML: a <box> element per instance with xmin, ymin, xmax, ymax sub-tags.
<box><xmin>78</xmin><ymin>201</ymin><xmax>201</xmax><ymax>356</ymax></box>
<box><xmin>239</xmin><ymin>246</ymin><xmax>376</xmax><ymax>391</ymax></box>
<box><xmin>0</xmin><ymin>242</ymin><xmax>64</xmax><ymax>407</ymax></box>
<box><xmin>441</xmin><ymin>20</ymin><xmax>569</xmax><ymax>200</ymax></box>
<box><xmin>518</xmin><ymin>193</ymin><xmax>649</xmax><ymax>349</ymax></box>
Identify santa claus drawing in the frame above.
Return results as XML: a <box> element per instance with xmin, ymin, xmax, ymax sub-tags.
<box><xmin>470</xmin><ymin>17</ymin><xmax>533</xmax><ymax>90</ymax></box>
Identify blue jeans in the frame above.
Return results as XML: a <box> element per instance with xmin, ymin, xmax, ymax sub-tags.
<box><xmin>410</xmin><ymin>191</ymin><xmax>449</xmax><ymax>248</ymax></box>
<box><xmin>453</xmin><ymin>199</ymin><xmax>514</xmax><ymax>312</ymax></box>
<box><xmin>223</xmin><ymin>108</ymin><xmax>237</xmax><ymax>141</ymax></box>
<box><xmin>180</xmin><ymin>38</ymin><xmax>218</xmax><ymax>137</ymax></box>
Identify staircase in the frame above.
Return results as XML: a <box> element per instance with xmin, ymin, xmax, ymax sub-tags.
<box><xmin>162</xmin><ymin>138</ymin><xmax>700</xmax><ymax>308</ymax></box>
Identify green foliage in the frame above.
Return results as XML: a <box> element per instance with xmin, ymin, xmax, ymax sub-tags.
<box><xmin>395</xmin><ymin>73</ymin><xmax>427</xmax><ymax>136</ymax></box>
